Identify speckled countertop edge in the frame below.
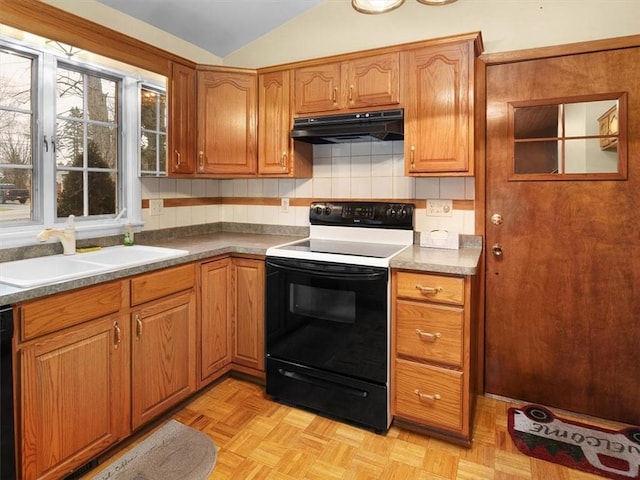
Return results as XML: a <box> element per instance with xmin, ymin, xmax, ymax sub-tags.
<box><xmin>1</xmin><ymin>226</ymin><xmax>483</xmax><ymax>305</ymax></box>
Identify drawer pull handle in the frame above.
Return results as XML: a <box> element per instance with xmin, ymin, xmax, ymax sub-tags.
<box><xmin>135</xmin><ymin>315</ymin><xmax>142</xmax><ymax>340</ymax></box>
<box><xmin>113</xmin><ymin>321</ymin><xmax>121</xmax><ymax>348</ymax></box>
<box><xmin>415</xmin><ymin>329</ymin><xmax>441</xmax><ymax>342</ymax></box>
<box><xmin>415</xmin><ymin>285</ymin><xmax>443</xmax><ymax>295</ymax></box>
<box><xmin>414</xmin><ymin>390</ymin><xmax>441</xmax><ymax>404</ymax></box>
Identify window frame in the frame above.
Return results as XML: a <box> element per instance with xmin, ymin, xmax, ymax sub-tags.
<box><xmin>0</xmin><ymin>35</ymin><xmax>144</xmax><ymax>248</ymax></box>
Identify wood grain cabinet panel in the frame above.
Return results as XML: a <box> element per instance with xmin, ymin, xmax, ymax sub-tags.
<box><xmin>258</xmin><ymin>70</ymin><xmax>312</xmax><ymax>177</ymax></box>
<box><xmin>131</xmin><ymin>290</ymin><xmax>196</xmax><ymax>430</ymax></box>
<box><xmin>199</xmin><ymin>257</ymin><xmax>233</xmax><ymax>385</ymax></box>
<box><xmin>402</xmin><ymin>35</ymin><xmax>480</xmax><ymax>175</ymax></box>
<box><xmin>19</xmin><ymin>313</ymin><xmax>129</xmax><ymax>480</ymax></box>
<box><xmin>392</xmin><ymin>270</ymin><xmax>475</xmax><ymax>446</ymax></box>
<box><xmin>197</xmin><ymin>69</ymin><xmax>257</xmax><ymax>176</ymax></box>
<box><xmin>294</xmin><ymin>52</ymin><xmax>399</xmax><ymax>115</ymax></box>
<box><xmin>167</xmin><ymin>61</ymin><xmax>196</xmax><ymax>176</ymax></box>
<box><xmin>231</xmin><ymin>258</ymin><xmax>265</xmax><ymax>373</ymax></box>
<box><xmin>395</xmin><ymin>359</ymin><xmax>463</xmax><ymax>432</ymax></box>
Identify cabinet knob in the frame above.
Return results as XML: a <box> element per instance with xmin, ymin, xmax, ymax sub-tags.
<box><xmin>281</xmin><ymin>152</ymin><xmax>287</xmax><ymax>170</ymax></box>
<box><xmin>410</xmin><ymin>145</ymin><xmax>416</xmax><ymax>168</ymax></box>
<box><xmin>174</xmin><ymin>150</ymin><xmax>181</xmax><ymax>167</ymax></box>
<box><xmin>135</xmin><ymin>314</ymin><xmax>142</xmax><ymax>339</ymax></box>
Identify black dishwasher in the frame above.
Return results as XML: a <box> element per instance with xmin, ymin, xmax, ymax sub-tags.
<box><xmin>1</xmin><ymin>306</ymin><xmax>16</xmax><ymax>479</ymax></box>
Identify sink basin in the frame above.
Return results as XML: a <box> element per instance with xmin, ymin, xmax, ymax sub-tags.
<box><xmin>0</xmin><ymin>245</ymin><xmax>189</xmax><ymax>288</ymax></box>
<box><xmin>0</xmin><ymin>256</ymin><xmax>110</xmax><ymax>288</ymax></box>
<box><xmin>76</xmin><ymin>245</ymin><xmax>189</xmax><ymax>266</ymax></box>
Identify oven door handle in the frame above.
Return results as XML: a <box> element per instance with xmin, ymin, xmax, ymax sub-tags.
<box><xmin>267</xmin><ymin>261</ymin><xmax>386</xmax><ymax>281</ymax></box>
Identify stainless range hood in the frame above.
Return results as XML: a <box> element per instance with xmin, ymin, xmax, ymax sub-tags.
<box><xmin>291</xmin><ymin>109</ymin><xmax>403</xmax><ymax>144</ymax></box>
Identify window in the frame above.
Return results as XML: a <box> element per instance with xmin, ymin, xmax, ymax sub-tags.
<box><xmin>0</xmin><ymin>48</ymin><xmax>33</xmax><ymax>223</ymax></box>
<box><xmin>140</xmin><ymin>86</ymin><xmax>167</xmax><ymax>177</ymax></box>
<box><xmin>0</xmin><ymin>33</ymin><xmax>166</xmax><ymax>248</ymax></box>
<box><xmin>510</xmin><ymin>93</ymin><xmax>627</xmax><ymax>181</ymax></box>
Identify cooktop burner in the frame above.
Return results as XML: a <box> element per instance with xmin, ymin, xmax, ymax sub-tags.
<box><xmin>266</xmin><ymin>201</ymin><xmax>415</xmax><ymax>267</ymax></box>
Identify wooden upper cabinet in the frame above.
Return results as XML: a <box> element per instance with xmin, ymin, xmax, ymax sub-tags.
<box><xmin>294</xmin><ymin>52</ymin><xmax>400</xmax><ymax>115</ymax></box>
<box><xmin>197</xmin><ymin>69</ymin><xmax>257</xmax><ymax>176</ymax></box>
<box><xmin>258</xmin><ymin>70</ymin><xmax>312</xmax><ymax>177</ymax></box>
<box><xmin>402</xmin><ymin>36</ymin><xmax>480</xmax><ymax>175</ymax></box>
<box><xmin>168</xmin><ymin>62</ymin><xmax>196</xmax><ymax>176</ymax></box>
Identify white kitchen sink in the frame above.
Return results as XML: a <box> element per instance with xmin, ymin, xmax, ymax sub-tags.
<box><xmin>0</xmin><ymin>245</ymin><xmax>189</xmax><ymax>288</ymax></box>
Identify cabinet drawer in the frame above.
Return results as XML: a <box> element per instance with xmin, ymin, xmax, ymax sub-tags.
<box><xmin>19</xmin><ymin>281</ymin><xmax>123</xmax><ymax>341</ymax></box>
<box><xmin>395</xmin><ymin>359</ymin><xmax>463</xmax><ymax>431</ymax></box>
<box><xmin>131</xmin><ymin>263</ymin><xmax>195</xmax><ymax>306</ymax></box>
<box><xmin>396</xmin><ymin>300</ymin><xmax>463</xmax><ymax>366</ymax></box>
<box><xmin>396</xmin><ymin>272</ymin><xmax>464</xmax><ymax>305</ymax></box>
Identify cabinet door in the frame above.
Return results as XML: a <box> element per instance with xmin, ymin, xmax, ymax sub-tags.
<box><xmin>402</xmin><ymin>41</ymin><xmax>473</xmax><ymax>174</ymax></box>
<box><xmin>168</xmin><ymin>62</ymin><xmax>196</xmax><ymax>175</ymax></box>
<box><xmin>20</xmin><ymin>314</ymin><xmax>129</xmax><ymax>480</ymax></box>
<box><xmin>347</xmin><ymin>52</ymin><xmax>399</xmax><ymax>109</ymax></box>
<box><xmin>231</xmin><ymin>258</ymin><xmax>265</xmax><ymax>371</ymax></box>
<box><xmin>258</xmin><ymin>71</ymin><xmax>293</xmax><ymax>175</ymax></box>
<box><xmin>200</xmin><ymin>258</ymin><xmax>232</xmax><ymax>385</ymax></box>
<box><xmin>258</xmin><ymin>71</ymin><xmax>313</xmax><ymax>177</ymax></box>
<box><xmin>197</xmin><ymin>70</ymin><xmax>257</xmax><ymax>176</ymax></box>
<box><xmin>131</xmin><ymin>290</ymin><xmax>196</xmax><ymax>429</ymax></box>
<box><xmin>294</xmin><ymin>62</ymin><xmax>342</xmax><ymax>114</ymax></box>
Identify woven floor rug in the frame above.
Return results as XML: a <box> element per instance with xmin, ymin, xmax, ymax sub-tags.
<box><xmin>91</xmin><ymin>419</ymin><xmax>217</xmax><ymax>480</ymax></box>
<box><xmin>508</xmin><ymin>404</ymin><xmax>640</xmax><ymax>479</ymax></box>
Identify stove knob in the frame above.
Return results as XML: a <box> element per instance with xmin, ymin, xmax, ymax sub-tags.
<box><xmin>399</xmin><ymin>207</ymin><xmax>407</xmax><ymax>217</ymax></box>
<box><xmin>314</xmin><ymin>206</ymin><xmax>323</xmax><ymax>215</ymax></box>
<box><xmin>323</xmin><ymin>207</ymin><xmax>332</xmax><ymax>215</ymax></box>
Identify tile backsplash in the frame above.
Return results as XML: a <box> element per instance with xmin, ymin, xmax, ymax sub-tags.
<box><xmin>141</xmin><ymin>140</ymin><xmax>476</xmax><ymax>236</ymax></box>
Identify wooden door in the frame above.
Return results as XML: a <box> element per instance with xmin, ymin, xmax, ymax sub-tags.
<box><xmin>231</xmin><ymin>257</ymin><xmax>265</xmax><ymax>372</ymax></box>
<box><xmin>20</xmin><ymin>314</ymin><xmax>129</xmax><ymax>480</ymax></box>
<box><xmin>199</xmin><ymin>258</ymin><xmax>232</xmax><ymax>385</ymax></box>
<box><xmin>168</xmin><ymin>62</ymin><xmax>196</xmax><ymax>175</ymax></box>
<box><xmin>347</xmin><ymin>52</ymin><xmax>400</xmax><ymax>109</ymax></box>
<box><xmin>402</xmin><ymin>41</ymin><xmax>474</xmax><ymax>175</ymax></box>
<box><xmin>131</xmin><ymin>291</ymin><xmax>196</xmax><ymax>429</ymax></box>
<box><xmin>197</xmin><ymin>70</ymin><xmax>257</xmax><ymax>176</ymax></box>
<box><xmin>485</xmin><ymin>47</ymin><xmax>640</xmax><ymax>424</ymax></box>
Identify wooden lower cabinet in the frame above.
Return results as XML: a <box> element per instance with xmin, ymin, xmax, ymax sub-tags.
<box><xmin>17</xmin><ymin>283</ymin><xmax>129</xmax><ymax>480</ymax></box>
<box><xmin>231</xmin><ymin>257</ymin><xmax>265</xmax><ymax>373</ymax></box>
<box><xmin>392</xmin><ymin>270</ymin><xmax>476</xmax><ymax>446</ymax></box>
<box><xmin>131</xmin><ymin>290</ymin><xmax>197</xmax><ymax>429</ymax></box>
<box><xmin>199</xmin><ymin>256</ymin><xmax>265</xmax><ymax>385</ymax></box>
<box><xmin>199</xmin><ymin>257</ymin><xmax>233</xmax><ymax>385</ymax></box>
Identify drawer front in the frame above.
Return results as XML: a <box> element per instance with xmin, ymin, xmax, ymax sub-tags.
<box><xmin>396</xmin><ymin>272</ymin><xmax>464</xmax><ymax>305</ymax></box>
<box><xmin>395</xmin><ymin>359</ymin><xmax>463</xmax><ymax>431</ymax></box>
<box><xmin>131</xmin><ymin>263</ymin><xmax>195</xmax><ymax>306</ymax></box>
<box><xmin>19</xmin><ymin>281</ymin><xmax>123</xmax><ymax>341</ymax></box>
<box><xmin>396</xmin><ymin>300</ymin><xmax>463</xmax><ymax>367</ymax></box>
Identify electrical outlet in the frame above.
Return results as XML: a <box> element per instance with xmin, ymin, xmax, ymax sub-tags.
<box><xmin>280</xmin><ymin>198</ymin><xmax>290</xmax><ymax>213</ymax></box>
<box><xmin>426</xmin><ymin>199</ymin><xmax>453</xmax><ymax>217</ymax></box>
<box><xmin>149</xmin><ymin>199</ymin><xmax>163</xmax><ymax>216</ymax></box>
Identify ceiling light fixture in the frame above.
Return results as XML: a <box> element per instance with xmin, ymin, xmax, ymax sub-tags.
<box><xmin>352</xmin><ymin>0</ymin><xmax>457</xmax><ymax>14</ymax></box>
<box><xmin>351</xmin><ymin>0</ymin><xmax>405</xmax><ymax>14</ymax></box>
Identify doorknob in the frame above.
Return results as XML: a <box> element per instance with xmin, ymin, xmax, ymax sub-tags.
<box><xmin>491</xmin><ymin>213</ymin><xmax>503</xmax><ymax>225</ymax></box>
<box><xmin>491</xmin><ymin>244</ymin><xmax>503</xmax><ymax>257</ymax></box>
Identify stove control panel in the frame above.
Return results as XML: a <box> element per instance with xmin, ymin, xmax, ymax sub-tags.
<box><xmin>309</xmin><ymin>201</ymin><xmax>414</xmax><ymax>229</ymax></box>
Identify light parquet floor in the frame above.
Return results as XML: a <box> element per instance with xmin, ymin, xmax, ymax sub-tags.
<box><xmin>92</xmin><ymin>376</ymin><xmax>618</xmax><ymax>480</ymax></box>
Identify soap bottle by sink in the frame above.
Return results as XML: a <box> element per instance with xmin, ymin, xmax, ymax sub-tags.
<box><xmin>123</xmin><ymin>223</ymin><xmax>134</xmax><ymax>246</ymax></box>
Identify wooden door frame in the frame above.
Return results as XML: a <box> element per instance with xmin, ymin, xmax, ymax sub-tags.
<box><xmin>474</xmin><ymin>33</ymin><xmax>640</xmax><ymax>395</ymax></box>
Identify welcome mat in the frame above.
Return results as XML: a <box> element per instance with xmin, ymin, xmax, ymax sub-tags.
<box><xmin>91</xmin><ymin>419</ymin><xmax>217</xmax><ymax>480</ymax></box>
<box><xmin>508</xmin><ymin>404</ymin><xmax>640</xmax><ymax>480</ymax></box>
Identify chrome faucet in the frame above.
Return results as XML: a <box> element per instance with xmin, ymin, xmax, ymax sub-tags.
<box><xmin>37</xmin><ymin>215</ymin><xmax>76</xmax><ymax>255</ymax></box>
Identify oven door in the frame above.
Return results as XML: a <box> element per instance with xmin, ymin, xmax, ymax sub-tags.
<box><xmin>265</xmin><ymin>257</ymin><xmax>388</xmax><ymax>384</ymax></box>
